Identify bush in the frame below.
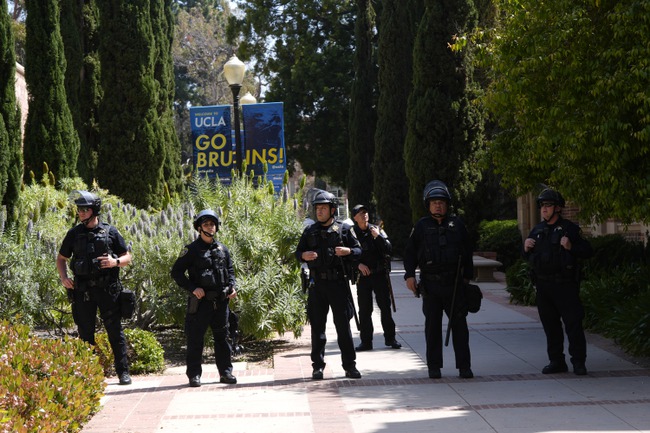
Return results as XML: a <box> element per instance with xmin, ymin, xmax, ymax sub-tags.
<box><xmin>0</xmin><ymin>320</ymin><xmax>105</xmax><ymax>433</ymax></box>
<box><xmin>583</xmin><ymin>234</ymin><xmax>646</xmax><ymax>278</ymax></box>
<box><xmin>95</xmin><ymin>328</ymin><xmax>165</xmax><ymax>376</ymax></box>
<box><xmin>505</xmin><ymin>259</ymin><xmax>536</xmax><ymax>306</ymax></box>
<box><xmin>477</xmin><ymin>219</ymin><xmax>522</xmax><ymax>271</ymax></box>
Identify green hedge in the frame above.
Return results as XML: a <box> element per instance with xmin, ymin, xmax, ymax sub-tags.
<box><xmin>477</xmin><ymin>219</ymin><xmax>522</xmax><ymax>270</ymax></box>
<box><xmin>95</xmin><ymin>328</ymin><xmax>165</xmax><ymax>375</ymax></box>
<box><xmin>0</xmin><ymin>320</ymin><xmax>105</xmax><ymax>432</ymax></box>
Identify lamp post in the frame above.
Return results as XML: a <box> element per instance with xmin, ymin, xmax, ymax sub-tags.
<box><xmin>224</xmin><ymin>55</ymin><xmax>246</xmax><ymax>175</ymax></box>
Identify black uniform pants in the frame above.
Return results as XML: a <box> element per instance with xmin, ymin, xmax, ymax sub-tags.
<box><xmin>357</xmin><ymin>273</ymin><xmax>396</xmax><ymax>345</ymax></box>
<box><xmin>72</xmin><ymin>285</ymin><xmax>129</xmax><ymax>375</ymax></box>
<box><xmin>307</xmin><ymin>279</ymin><xmax>356</xmax><ymax>371</ymax></box>
<box><xmin>184</xmin><ymin>297</ymin><xmax>233</xmax><ymax>379</ymax></box>
<box><xmin>421</xmin><ymin>280</ymin><xmax>471</xmax><ymax>370</ymax></box>
<box><xmin>535</xmin><ymin>279</ymin><xmax>586</xmax><ymax>365</ymax></box>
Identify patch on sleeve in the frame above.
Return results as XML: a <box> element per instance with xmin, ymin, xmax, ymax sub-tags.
<box><xmin>178</xmin><ymin>247</ymin><xmax>189</xmax><ymax>258</ymax></box>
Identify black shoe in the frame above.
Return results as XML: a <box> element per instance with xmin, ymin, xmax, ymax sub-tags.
<box><xmin>189</xmin><ymin>375</ymin><xmax>201</xmax><ymax>387</ymax></box>
<box><xmin>355</xmin><ymin>343</ymin><xmax>373</xmax><ymax>352</ymax></box>
<box><xmin>573</xmin><ymin>363</ymin><xmax>588</xmax><ymax>376</ymax></box>
<box><xmin>312</xmin><ymin>368</ymin><xmax>324</xmax><ymax>380</ymax></box>
<box><xmin>220</xmin><ymin>373</ymin><xmax>237</xmax><ymax>384</ymax></box>
<box><xmin>428</xmin><ymin>368</ymin><xmax>441</xmax><ymax>379</ymax></box>
<box><xmin>542</xmin><ymin>361</ymin><xmax>569</xmax><ymax>374</ymax></box>
<box><xmin>118</xmin><ymin>372</ymin><xmax>132</xmax><ymax>385</ymax></box>
<box><xmin>459</xmin><ymin>368</ymin><xmax>474</xmax><ymax>379</ymax></box>
<box><xmin>345</xmin><ymin>367</ymin><xmax>362</xmax><ymax>379</ymax></box>
<box><xmin>385</xmin><ymin>340</ymin><xmax>402</xmax><ymax>349</ymax></box>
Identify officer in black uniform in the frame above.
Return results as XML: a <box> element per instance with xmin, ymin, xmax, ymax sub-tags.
<box><xmin>350</xmin><ymin>204</ymin><xmax>401</xmax><ymax>351</ymax></box>
<box><xmin>56</xmin><ymin>190</ymin><xmax>133</xmax><ymax>385</ymax></box>
<box><xmin>296</xmin><ymin>190</ymin><xmax>362</xmax><ymax>380</ymax></box>
<box><xmin>170</xmin><ymin>209</ymin><xmax>238</xmax><ymax>387</ymax></box>
<box><xmin>524</xmin><ymin>188</ymin><xmax>593</xmax><ymax>375</ymax></box>
<box><xmin>404</xmin><ymin>180</ymin><xmax>474</xmax><ymax>379</ymax></box>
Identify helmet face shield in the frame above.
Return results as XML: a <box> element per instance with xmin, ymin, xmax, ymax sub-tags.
<box><xmin>71</xmin><ymin>190</ymin><xmax>101</xmax><ymax>216</ymax></box>
<box><xmin>422</xmin><ymin>180</ymin><xmax>451</xmax><ymax>208</ymax></box>
<box><xmin>536</xmin><ymin>188</ymin><xmax>565</xmax><ymax>208</ymax></box>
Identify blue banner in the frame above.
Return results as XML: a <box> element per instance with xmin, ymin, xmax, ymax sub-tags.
<box><xmin>189</xmin><ymin>105</ymin><xmax>236</xmax><ymax>184</ymax></box>
<box><xmin>242</xmin><ymin>102</ymin><xmax>287</xmax><ymax>193</ymax></box>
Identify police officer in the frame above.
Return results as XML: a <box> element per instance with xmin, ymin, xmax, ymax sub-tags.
<box><xmin>404</xmin><ymin>180</ymin><xmax>474</xmax><ymax>379</ymax></box>
<box><xmin>56</xmin><ymin>190</ymin><xmax>133</xmax><ymax>385</ymax></box>
<box><xmin>296</xmin><ymin>190</ymin><xmax>362</xmax><ymax>380</ymax></box>
<box><xmin>350</xmin><ymin>204</ymin><xmax>401</xmax><ymax>351</ymax></box>
<box><xmin>524</xmin><ymin>188</ymin><xmax>593</xmax><ymax>375</ymax></box>
<box><xmin>170</xmin><ymin>209</ymin><xmax>238</xmax><ymax>387</ymax></box>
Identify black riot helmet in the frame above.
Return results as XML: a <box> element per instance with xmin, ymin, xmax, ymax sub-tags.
<box><xmin>536</xmin><ymin>188</ymin><xmax>565</xmax><ymax>208</ymax></box>
<box><xmin>311</xmin><ymin>189</ymin><xmax>338</xmax><ymax>208</ymax></box>
<box><xmin>72</xmin><ymin>190</ymin><xmax>102</xmax><ymax>216</ymax></box>
<box><xmin>193</xmin><ymin>209</ymin><xmax>221</xmax><ymax>232</ymax></box>
<box><xmin>422</xmin><ymin>180</ymin><xmax>452</xmax><ymax>208</ymax></box>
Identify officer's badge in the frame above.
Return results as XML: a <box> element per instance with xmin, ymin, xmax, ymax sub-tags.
<box><xmin>448</xmin><ymin>221</ymin><xmax>455</xmax><ymax>228</ymax></box>
<box><xmin>178</xmin><ymin>247</ymin><xmax>189</xmax><ymax>258</ymax></box>
<box><xmin>330</xmin><ymin>223</ymin><xmax>340</xmax><ymax>233</ymax></box>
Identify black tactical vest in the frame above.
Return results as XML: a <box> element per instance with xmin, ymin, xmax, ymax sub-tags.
<box><xmin>529</xmin><ymin>222</ymin><xmax>577</xmax><ymax>277</ymax></box>
<box><xmin>71</xmin><ymin>223</ymin><xmax>112</xmax><ymax>279</ymax></box>
<box><xmin>418</xmin><ymin>219</ymin><xmax>462</xmax><ymax>274</ymax></box>
<box><xmin>305</xmin><ymin>222</ymin><xmax>345</xmax><ymax>272</ymax></box>
<box><xmin>189</xmin><ymin>242</ymin><xmax>229</xmax><ymax>290</ymax></box>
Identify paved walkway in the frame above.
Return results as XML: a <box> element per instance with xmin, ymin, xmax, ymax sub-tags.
<box><xmin>81</xmin><ymin>262</ymin><xmax>650</xmax><ymax>433</ymax></box>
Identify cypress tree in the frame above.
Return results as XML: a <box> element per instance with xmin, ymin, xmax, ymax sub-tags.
<box><xmin>96</xmin><ymin>0</ymin><xmax>165</xmax><ymax>208</ymax></box>
<box><xmin>60</xmin><ymin>0</ymin><xmax>102</xmax><ymax>184</ymax></box>
<box><xmin>151</xmin><ymin>0</ymin><xmax>182</xmax><ymax>197</ymax></box>
<box><xmin>404</xmin><ymin>0</ymin><xmax>483</xmax><ymax>221</ymax></box>
<box><xmin>346</xmin><ymin>0</ymin><xmax>377</xmax><ymax>208</ymax></box>
<box><xmin>373</xmin><ymin>0</ymin><xmax>423</xmax><ymax>253</ymax></box>
<box><xmin>23</xmin><ymin>0</ymin><xmax>80</xmax><ymax>182</ymax></box>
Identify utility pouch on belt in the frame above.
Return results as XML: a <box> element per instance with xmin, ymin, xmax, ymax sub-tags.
<box><xmin>119</xmin><ymin>289</ymin><xmax>136</xmax><ymax>319</ymax></box>
<box><xmin>187</xmin><ymin>295</ymin><xmax>200</xmax><ymax>314</ymax></box>
<box><xmin>465</xmin><ymin>283</ymin><xmax>483</xmax><ymax>313</ymax></box>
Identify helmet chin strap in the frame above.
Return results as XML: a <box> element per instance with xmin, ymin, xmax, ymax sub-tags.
<box><xmin>200</xmin><ymin>228</ymin><xmax>215</xmax><ymax>238</ymax></box>
<box><xmin>81</xmin><ymin>212</ymin><xmax>96</xmax><ymax>226</ymax></box>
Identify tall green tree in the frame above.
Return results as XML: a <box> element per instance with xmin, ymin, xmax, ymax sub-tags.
<box><xmin>404</xmin><ymin>0</ymin><xmax>483</xmax><ymax>221</ymax></box>
<box><xmin>96</xmin><ymin>0</ymin><xmax>166</xmax><ymax>209</ymax></box>
<box><xmin>60</xmin><ymin>0</ymin><xmax>102</xmax><ymax>185</ymax></box>
<box><xmin>346</xmin><ymin>0</ymin><xmax>377</xmax><ymax>208</ymax></box>
<box><xmin>152</xmin><ymin>0</ymin><xmax>182</xmax><ymax>198</ymax></box>
<box><xmin>373</xmin><ymin>0</ymin><xmax>423</xmax><ymax>253</ymax></box>
<box><xmin>228</xmin><ymin>0</ymin><xmax>356</xmax><ymax>187</ymax></box>
<box><xmin>23</xmin><ymin>0</ymin><xmax>79</xmax><ymax>182</ymax></box>
<box><xmin>484</xmin><ymin>0</ymin><xmax>650</xmax><ymax>223</ymax></box>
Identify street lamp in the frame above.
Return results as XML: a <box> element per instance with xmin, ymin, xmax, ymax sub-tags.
<box><xmin>240</xmin><ymin>92</ymin><xmax>257</xmax><ymax>105</ymax></box>
<box><xmin>224</xmin><ymin>55</ymin><xmax>246</xmax><ymax>175</ymax></box>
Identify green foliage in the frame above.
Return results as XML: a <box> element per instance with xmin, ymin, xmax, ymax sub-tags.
<box><xmin>504</xmin><ymin>259</ymin><xmax>536</xmax><ymax>306</ymax></box>
<box><xmin>1</xmin><ymin>173</ymin><xmax>306</xmax><ymax>341</ymax></box>
<box><xmin>95</xmin><ymin>328</ymin><xmax>165</xmax><ymax>375</ymax></box>
<box><xmin>583</xmin><ymin>234</ymin><xmax>646</xmax><ymax>277</ymax></box>
<box><xmin>477</xmin><ymin>219</ymin><xmax>522</xmax><ymax>270</ymax></box>
<box><xmin>484</xmin><ymin>0</ymin><xmax>650</xmax><ymax>223</ymax></box>
<box><xmin>404</xmin><ymin>0</ymin><xmax>484</xmax><ymax>222</ymax></box>
<box><xmin>346</xmin><ymin>0</ymin><xmax>376</xmax><ymax>208</ymax></box>
<box><xmin>0</xmin><ymin>320</ymin><xmax>105</xmax><ymax>433</ymax></box>
<box><xmin>23</xmin><ymin>0</ymin><xmax>80</xmax><ymax>183</ymax></box>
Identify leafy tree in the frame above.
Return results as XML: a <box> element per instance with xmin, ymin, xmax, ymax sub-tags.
<box><xmin>1</xmin><ymin>0</ymin><xmax>22</xmax><ymax>221</ymax></box>
<box><xmin>346</xmin><ymin>0</ymin><xmax>377</xmax><ymax>208</ymax></box>
<box><xmin>228</xmin><ymin>0</ymin><xmax>356</xmax><ymax>187</ymax></box>
<box><xmin>404</xmin><ymin>0</ymin><xmax>484</xmax><ymax>222</ymax></box>
<box><xmin>373</xmin><ymin>0</ymin><xmax>423</xmax><ymax>253</ymax></box>
<box><xmin>23</xmin><ymin>0</ymin><xmax>80</xmax><ymax>183</ymax></box>
<box><xmin>96</xmin><ymin>0</ymin><xmax>166</xmax><ymax>209</ymax></box>
<box><xmin>484</xmin><ymin>0</ymin><xmax>650</xmax><ymax>223</ymax></box>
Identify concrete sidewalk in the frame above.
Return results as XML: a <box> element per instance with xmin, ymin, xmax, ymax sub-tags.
<box><xmin>81</xmin><ymin>263</ymin><xmax>650</xmax><ymax>433</ymax></box>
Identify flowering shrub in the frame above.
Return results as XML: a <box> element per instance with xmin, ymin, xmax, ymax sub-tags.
<box><xmin>0</xmin><ymin>320</ymin><xmax>105</xmax><ymax>433</ymax></box>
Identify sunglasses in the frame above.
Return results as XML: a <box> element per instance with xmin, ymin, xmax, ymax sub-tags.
<box><xmin>77</xmin><ymin>206</ymin><xmax>92</xmax><ymax>213</ymax></box>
